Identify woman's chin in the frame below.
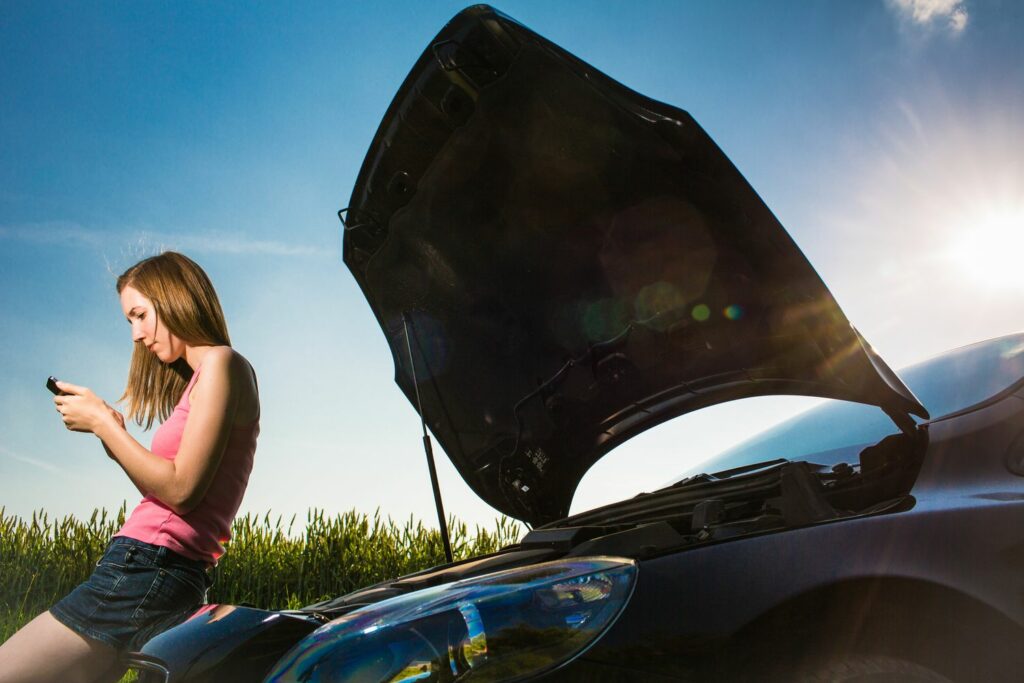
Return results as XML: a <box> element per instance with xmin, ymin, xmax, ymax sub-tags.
<box><xmin>146</xmin><ymin>342</ymin><xmax>183</xmax><ymax>364</ymax></box>
<box><xmin>150</xmin><ymin>349</ymin><xmax>173</xmax><ymax>364</ymax></box>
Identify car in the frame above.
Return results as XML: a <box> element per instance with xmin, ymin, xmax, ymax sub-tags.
<box><xmin>124</xmin><ymin>6</ymin><xmax>1024</xmax><ymax>682</ymax></box>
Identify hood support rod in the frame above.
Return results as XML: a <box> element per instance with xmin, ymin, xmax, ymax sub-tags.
<box><xmin>403</xmin><ymin>313</ymin><xmax>454</xmax><ymax>564</ymax></box>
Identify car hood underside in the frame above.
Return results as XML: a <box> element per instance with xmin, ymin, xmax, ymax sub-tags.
<box><xmin>342</xmin><ymin>6</ymin><xmax>926</xmax><ymax>525</ymax></box>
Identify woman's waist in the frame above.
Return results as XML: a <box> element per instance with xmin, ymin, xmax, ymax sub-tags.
<box><xmin>107</xmin><ymin>535</ymin><xmax>212</xmax><ymax>572</ymax></box>
<box><xmin>123</xmin><ymin>495</ymin><xmax>239</xmax><ymax>531</ymax></box>
<box><xmin>118</xmin><ymin>499</ymin><xmax>236</xmax><ymax>560</ymax></box>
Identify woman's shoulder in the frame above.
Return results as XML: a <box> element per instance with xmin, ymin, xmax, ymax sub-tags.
<box><xmin>195</xmin><ymin>346</ymin><xmax>259</xmax><ymax>423</ymax></box>
<box><xmin>204</xmin><ymin>348</ymin><xmax>256</xmax><ymax>389</ymax></box>
<box><xmin>200</xmin><ymin>346</ymin><xmax>255</xmax><ymax>377</ymax></box>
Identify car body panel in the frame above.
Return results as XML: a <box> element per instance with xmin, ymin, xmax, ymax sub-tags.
<box><xmin>134</xmin><ymin>605</ymin><xmax>320</xmax><ymax>683</ymax></box>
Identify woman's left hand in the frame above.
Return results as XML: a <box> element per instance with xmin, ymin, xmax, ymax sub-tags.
<box><xmin>54</xmin><ymin>381</ymin><xmax>118</xmax><ymax>434</ymax></box>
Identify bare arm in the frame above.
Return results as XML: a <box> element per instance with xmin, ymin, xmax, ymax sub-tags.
<box><xmin>56</xmin><ymin>347</ymin><xmax>242</xmax><ymax>515</ymax></box>
<box><xmin>101</xmin><ymin>408</ymin><xmax>150</xmax><ymax>498</ymax></box>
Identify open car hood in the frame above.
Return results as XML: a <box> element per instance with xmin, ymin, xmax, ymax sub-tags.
<box><xmin>342</xmin><ymin>6</ymin><xmax>927</xmax><ymax>526</ymax></box>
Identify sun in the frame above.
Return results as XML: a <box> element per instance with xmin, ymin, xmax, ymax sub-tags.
<box><xmin>944</xmin><ymin>203</ymin><xmax>1024</xmax><ymax>292</ymax></box>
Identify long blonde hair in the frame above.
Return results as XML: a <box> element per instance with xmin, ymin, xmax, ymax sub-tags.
<box><xmin>117</xmin><ymin>252</ymin><xmax>231</xmax><ymax>429</ymax></box>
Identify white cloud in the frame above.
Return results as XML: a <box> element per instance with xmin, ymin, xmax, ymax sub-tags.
<box><xmin>0</xmin><ymin>221</ymin><xmax>326</xmax><ymax>259</ymax></box>
<box><xmin>0</xmin><ymin>445</ymin><xmax>69</xmax><ymax>478</ymax></box>
<box><xmin>948</xmin><ymin>6</ymin><xmax>968</xmax><ymax>32</ymax></box>
<box><xmin>170</xmin><ymin>233</ymin><xmax>325</xmax><ymax>258</ymax></box>
<box><xmin>0</xmin><ymin>221</ymin><xmax>105</xmax><ymax>248</ymax></box>
<box><xmin>888</xmin><ymin>0</ymin><xmax>970</xmax><ymax>34</ymax></box>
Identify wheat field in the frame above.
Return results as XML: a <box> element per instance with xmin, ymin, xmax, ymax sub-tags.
<box><xmin>0</xmin><ymin>504</ymin><xmax>523</xmax><ymax>645</ymax></box>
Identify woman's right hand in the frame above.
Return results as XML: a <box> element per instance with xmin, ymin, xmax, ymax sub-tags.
<box><xmin>53</xmin><ymin>381</ymin><xmax>119</xmax><ymax>434</ymax></box>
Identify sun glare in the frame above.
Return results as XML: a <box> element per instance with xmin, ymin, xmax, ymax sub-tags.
<box><xmin>945</xmin><ymin>204</ymin><xmax>1024</xmax><ymax>291</ymax></box>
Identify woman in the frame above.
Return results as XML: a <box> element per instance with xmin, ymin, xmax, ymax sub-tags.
<box><xmin>0</xmin><ymin>252</ymin><xmax>260</xmax><ymax>683</ymax></box>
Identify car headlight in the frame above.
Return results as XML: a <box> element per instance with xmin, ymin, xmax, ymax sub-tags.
<box><xmin>263</xmin><ymin>556</ymin><xmax>637</xmax><ymax>682</ymax></box>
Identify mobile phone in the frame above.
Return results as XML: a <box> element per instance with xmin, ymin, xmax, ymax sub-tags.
<box><xmin>46</xmin><ymin>376</ymin><xmax>63</xmax><ymax>395</ymax></box>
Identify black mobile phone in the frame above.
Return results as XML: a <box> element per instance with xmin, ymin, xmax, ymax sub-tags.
<box><xmin>46</xmin><ymin>376</ymin><xmax>63</xmax><ymax>395</ymax></box>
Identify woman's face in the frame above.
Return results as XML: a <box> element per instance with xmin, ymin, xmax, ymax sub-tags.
<box><xmin>120</xmin><ymin>285</ymin><xmax>184</xmax><ymax>363</ymax></box>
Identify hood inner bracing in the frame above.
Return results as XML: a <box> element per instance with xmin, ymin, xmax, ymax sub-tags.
<box><xmin>343</xmin><ymin>6</ymin><xmax>926</xmax><ymax>525</ymax></box>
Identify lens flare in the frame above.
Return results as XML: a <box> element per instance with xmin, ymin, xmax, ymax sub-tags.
<box><xmin>583</xmin><ymin>298</ymin><xmax>630</xmax><ymax>341</ymax></box>
<box><xmin>723</xmin><ymin>304</ymin><xmax>744</xmax><ymax>321</ymax></box>
<box><xmin>635</xmin><ymin>281</ymin><xmax>686</xmax><ymax>329</ymax></box>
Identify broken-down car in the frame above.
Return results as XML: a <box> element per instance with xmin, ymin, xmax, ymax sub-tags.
<box><xmin>124</xmin><ymin>6</ymin><xmax>1024</xmax><ymax>682</ymax></box>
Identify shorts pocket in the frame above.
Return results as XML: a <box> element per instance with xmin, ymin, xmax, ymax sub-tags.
<box><xmin>87</xmin><ymin>562</ymin><xmax>127</xmax><ymax>602</ymax></box>
<box><xmin>162</xmin><ymin>564</ymin><xmax>210</xmax><ymax>602</ymax></box>
<box><xmin>97</xmin><ymin>540</ymin><xmax>157</xmax><ymax>569</ymax></box>
<box><xmin>129</xmin><ymin>566</ymin><xmax>205</xmax><ymax>629</ymax></box>
<box><xmin>95</xmin><ymin>544</ymin><xmax>130</xmax><ymax>569</ymax></box>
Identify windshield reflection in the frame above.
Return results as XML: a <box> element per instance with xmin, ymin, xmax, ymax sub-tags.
<box><xmin>676</xmin><ymin>333</ymin><xmax>1024</xmax><ymax>479</ymax></box>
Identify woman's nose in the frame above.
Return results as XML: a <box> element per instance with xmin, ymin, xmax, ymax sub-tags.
<box><xmin>131</xmin><ymin>324</ymin><xmax>145</xmax><ymax>342</ymax></box>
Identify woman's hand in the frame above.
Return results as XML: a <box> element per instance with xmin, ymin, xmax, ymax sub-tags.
<box><xmin>53</xmin><ymin>381</ymin><xmax>121</xmax><ymax>435</ymax></box>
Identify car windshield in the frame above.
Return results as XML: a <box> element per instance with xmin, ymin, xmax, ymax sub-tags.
<box><xmin>677</xmin><ymin>334</ymin><xmax>1024</xmax><ymax>478</ymax></box>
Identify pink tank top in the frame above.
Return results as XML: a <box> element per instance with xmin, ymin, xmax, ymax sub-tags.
<box><xmin>115</xmin><ymin>363</ymin><xmax>259</xmax><ymax>566</ymax></box>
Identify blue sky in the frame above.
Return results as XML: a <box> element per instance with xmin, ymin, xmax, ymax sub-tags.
<box><xmin>2</xmin><ymin>0</ymin><xmax>1022</xmax><ymax>530</ymax></box>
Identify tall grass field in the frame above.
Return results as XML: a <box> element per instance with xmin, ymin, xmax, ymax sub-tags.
<box><xmin>0</xmin><ymin>504</ymin><xmax>523</xmax><ymax>644</ymax></box>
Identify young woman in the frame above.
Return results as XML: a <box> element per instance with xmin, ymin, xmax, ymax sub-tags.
<box><xmin>0</xmin><ymin>252</ymin><xmax>260</xmax><ymax>683</ymax></box>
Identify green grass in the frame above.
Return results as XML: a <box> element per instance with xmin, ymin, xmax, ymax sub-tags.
<box><xmin>0</xmin><ymin>504</ymin><xmax>523</xmax><ymax>644</ymax></box>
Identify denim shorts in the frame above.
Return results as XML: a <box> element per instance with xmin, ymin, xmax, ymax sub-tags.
<box><xmin>49</xmin><ymin>536</ymin><xmax>213</xmax><ymax>652</ymax></box>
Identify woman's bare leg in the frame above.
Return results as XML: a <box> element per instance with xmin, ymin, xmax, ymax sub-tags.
<box><xmin>0</xmin><ymin>611</ymin><xmax>119</xmax><ymax>683</ymax></box>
